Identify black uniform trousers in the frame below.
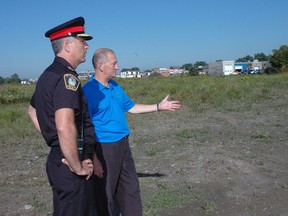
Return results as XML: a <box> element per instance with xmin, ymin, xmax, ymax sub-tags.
<box><xmin>46</xmin><ymin>147</ymin><xmax>96</xmax><ymax>216</ymax></box>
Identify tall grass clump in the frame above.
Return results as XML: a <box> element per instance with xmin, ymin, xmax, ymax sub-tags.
<box><xmin>117</xmin><ymin>73</ymin><xmax>288</xmax><ymax>112</ymax></box>
<box><xmin>116</xmin><ymin>76</ymin><xmax>182</xmax><ymax>103</ymax></box>
<box><xmin>0</xmin><ymin>84</ymin><xmax>35</xmax><ymax>104</ymax></box>
<box><xmin>0</xmin><ymin>103</ymin><xmax>41</xmax><ymax>144</ymax></box>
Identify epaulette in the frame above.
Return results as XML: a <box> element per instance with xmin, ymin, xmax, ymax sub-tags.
<box><xmin>67</xmin><ymin>66</ymin><xmax>76</xmax><ymax>72</ymax></box>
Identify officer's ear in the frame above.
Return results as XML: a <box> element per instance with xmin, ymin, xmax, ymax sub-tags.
<box><xmin>63</xmin><ymin>40</ymin><xmax>72</xmax><ymax>53</ymax></box>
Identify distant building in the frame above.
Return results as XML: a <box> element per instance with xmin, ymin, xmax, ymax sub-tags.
<box><xmin>140</xmin><ymin>71</ymin><xmax>151</xmax><ymax>77</ymax></box>
<box><xmin>169</xmin><ymin>66</ymin><xmax>184</xmax><ymax>75</ymax></box>
<box><xmin>78</xmin><ymin>70</ymin><xmax>94</xmax><ymax>80</ymax></box>
<box><xmin>234</xmin><ymin>62</ymin><xmax>248</xmax><ymax>74</ymax></box>
<box><xmin>208</xmin><ymin>60</ymin><xmax>235</xmax><ymax>76</ymax></box>
<box><xmin>152</xmin><ymin>68</ymin><xmax>171</xmax><ymax>77</ymax></box>
<box><xmin>21</xmin><ymin>80</ymin><xmax>31</xmax><ymax>85</ymax></box>
<box><xmin>208</xmin><ymin>59</ymin><xmax>271</xmax><ymax>76</ymax></box>
<box><xmin>197</xmin><ymin>65</ymin><xmax>209</xmax><ymax>75</ymax></box>
<box><xmin>247</xmin><ymin>60</ymin><xmax>271</xmax><ymax>74</ymax></box>
<box><xmin>119</xmin><ymin>70</ymin><xmax>141</xmax><ymax>78</ymax></box>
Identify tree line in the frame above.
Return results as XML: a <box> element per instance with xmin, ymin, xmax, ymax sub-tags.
<box><xmin>0</xmin><ymin>73</ymin><xmax>21</xmax><ymax>84</ymax></box>
<box><xmin>1</xmin><ymin>45</ymin><xmax>288</xmax><ymax>83</ymax></box>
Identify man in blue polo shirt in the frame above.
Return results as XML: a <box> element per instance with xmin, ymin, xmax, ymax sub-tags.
<box><xmin>83</xmin><ymin>48</ymin><xmax>181</xmax><ymax>216</ymax></box>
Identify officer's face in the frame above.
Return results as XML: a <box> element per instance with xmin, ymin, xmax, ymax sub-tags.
<box><xmin>70</xmin><ymin>37</ymin><xmax>89</xmax><ymax>64</ymax></box>
<box><xmin>102</xmin><ymin>52</ymin><xmax>119</xmax><ymax>79</ymax></box>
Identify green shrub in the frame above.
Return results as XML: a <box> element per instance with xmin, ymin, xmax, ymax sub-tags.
<box><xmin>0</xmin><ymin>84</ymin><xmax>35</xmax><ymax>104</ymax></box>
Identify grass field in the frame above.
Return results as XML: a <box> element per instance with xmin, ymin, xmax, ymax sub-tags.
<box><xmin>1</xmin><ymin>73</ymin><xmax>288</xmax><ymax>215</ymax></box>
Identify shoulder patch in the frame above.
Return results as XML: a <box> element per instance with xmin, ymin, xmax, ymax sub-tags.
<box><xmin>63</xmin><ymin>74</ymin><xmax>80</xmax><ymax>91</ymax></box>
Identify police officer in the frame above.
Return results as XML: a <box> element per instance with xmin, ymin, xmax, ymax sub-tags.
<box><xmin>28</xmin><ymin>17</ymin><xmax>103</xmax><ymax>216</ymax></box>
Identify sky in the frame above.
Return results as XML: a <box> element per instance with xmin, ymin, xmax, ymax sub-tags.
<box><xmin>0</xmin><ymin>0</ymin><xmax>287</xmax><ymax>79</ymax></box>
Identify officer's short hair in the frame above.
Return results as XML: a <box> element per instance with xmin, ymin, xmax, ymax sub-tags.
<box><xmin>51</xmin><ymin>37</ymin><xmax>74</xmax><ymax>55</ymax></box>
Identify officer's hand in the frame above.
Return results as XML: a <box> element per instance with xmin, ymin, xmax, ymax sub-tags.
<box><xmin>93</xmin><ymin>157</ymin><xmax>104</xmax><ymax>178</ymax></box>
<box><xmin>81</xmin><ymin>159</ymin><xmax>94</xmax><ymax>180</ymax></box>
<box><xmin>61</xmin><ymin>158</ymin><xmax>93</xmax><ymax>180</ymax></box>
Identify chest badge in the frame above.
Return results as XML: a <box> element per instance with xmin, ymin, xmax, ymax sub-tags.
<box><xmin>64</xmin><ymin>74</ymin><xmax>80</xmax><ymax>91</ymax></box>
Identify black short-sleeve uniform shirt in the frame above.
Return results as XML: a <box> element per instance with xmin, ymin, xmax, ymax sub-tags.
<box><xmin>30</xmin><ymin>57</ymin><xmax>96</xmax><ymax>148</ymax></box>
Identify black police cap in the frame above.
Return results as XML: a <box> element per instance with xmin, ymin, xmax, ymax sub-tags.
<box><xmin>45</xmin><ymin>17</ymin><xmax>93</xmax><ymax>41</ymax></box>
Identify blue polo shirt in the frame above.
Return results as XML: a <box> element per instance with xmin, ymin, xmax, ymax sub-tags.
<box><xmin>82</xmin><ymin>78</ymin><xmax>135</xmax><ymax>143</ymax></box>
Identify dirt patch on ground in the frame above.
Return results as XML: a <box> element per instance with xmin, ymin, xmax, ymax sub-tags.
<box><xmin>130</xmin><ymin>96</ymin><xmax>288</xmax><ymax>215</ymax></box>
<box><xmin>1</xmin><ymin>95</ymin><xmax>288</xmax><ymax>215</ymax></box>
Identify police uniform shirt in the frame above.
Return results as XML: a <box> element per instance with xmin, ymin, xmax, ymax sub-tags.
<box><xmin>30</xmin><ymin>57</ymin><xmax>83</xmax><ymax>147</ymax></box>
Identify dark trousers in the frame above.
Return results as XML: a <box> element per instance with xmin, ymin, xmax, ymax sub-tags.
<box><xmin>46</xmin><ymin>148</ymin><xmax>96</xmax><ymax>216</ymax></box>
<box><xmin>95</xmin><ymin>137</ymin><xmax>142</xmax><ymax>216</ymax></box>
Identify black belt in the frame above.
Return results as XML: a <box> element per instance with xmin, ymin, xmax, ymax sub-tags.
<box><xmin>50</xmin><ymin>146</ymin><xmax>93</xmax><ymax>160</ymax></box>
